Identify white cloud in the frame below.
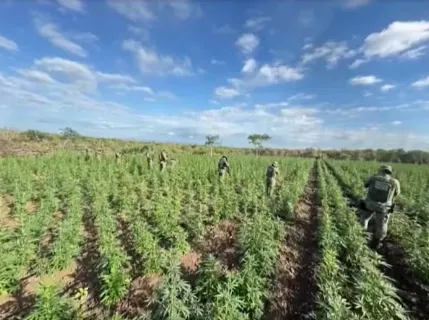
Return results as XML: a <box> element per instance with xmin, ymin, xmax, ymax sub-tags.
<box><xmin>17</xmin><ymin>69</ymin><xmax>56</xmax><ymax>84</ymax></box>
<box><xmin>380</xmin><ymin>84</ymin><xmax>396</xmax><ymax>92</ymax></box>
<box><xmin>401</xmin><ymin>45</ymin><xmax>427</xmax><ymax>60</ymax></box>
<box><xmin>411</xmin><ymin>76</ymin><xmax>429</xmax><ymax>88</ymax></box>
<box><xmin>242</xmin><ymin>58</ymin><xmax>257</xmax><ymax>73</ymax></box>
<box><xmin>301</xmin><ymin>41</ymin><xmax>356</xmax><ymax>68</ymax></box>
<box><xmin>211</xmin><ymin>59</ymin><xmax>225</xmax><ymax>65</ymax></box>
<box><xmin>56</xmin><ymin>0</ymin><xmax>84</xmax><ymax>12</ymax></box>
<box><xmin>349</xmin><ymin>58</ymin><xmax>368</xmax><ymax>69</ymax></box>
<box><xmin>122</xmin><ymin>39</ymin><xmax>194</xmax><ymax>76</ymax></box>
<box><xmin>221</xmin><ymin>63</ymin><xmax>304</xmax><ymax>96</ymax></box>
<box><xmin>363</xmin><ymin>91</ymin><xmax>373</xmax><ymax>97</ymax></box>
<box><xmin>34</xmin><ymin>57</ymin><xmax>97</xmax><ymax>92</ymax></box>
<box><xmin>392</xmin><ymin>120</ymin><xmax>402</xmax><ymax>125</ymax></box>
<box><xmin>342</xmin><ymin>0</ymin><xmax>372</xmax><ymax>9</ymax></box>
<box><xmin>302</xmin><ymin>43</ymin><xmax>313</xmax><ymax>50</ymax></box>
<box><xmin>35</xmin><ymin>20</ymin><xmax>87</xmax><ymax>57</ymax></box>
<box><xmin>163</xmin><ymin>0</ymin><xmax>203</xmax><ymax>20</ymax></box>
<box><xmin>361</xmin><ymin>21</ymin><xmax>429</xmax><ymax>59</ymax></box>
<box><xmin>0</xmin><ymin>35</ymin><xmax>18</xmax><ymax>51</ymax></box>
<box><xmin>244</xmin><ymin>17</ymin><xmax>271</xmax><ymax>31</ymax></box>
<box><xmin>255</xmin><ymin>101</ymin><xmax>289</xmax><ymax>109</ymax></box>
<box><xmin>349</xmin><ymin>75</ymin><xmax>382</xmax><ymax>86</ymax></box>
<box><xmin>288</xmin><ymin>93</ymin><xmax>315</xmax><ymax>101</ymax></box>
<box><xmin>236</xmin><ymin>33</ymin><xmax>259</xmax><ymax>55</ymax></box>
<box><xmin>95</xmin><ymin>72</ymin><xmax>136</xmax><ymax>84</ymax></box>
<box><xmin>212</xmin><ymin>24</ymin><xmax>235</xmax><ymax>35</ymax></box>
<box><xmin>214</xmin><ymin>86</ymin><xmax>240</xmax><ymax>99</ymax></box>
<box><xmin>107</xmin><ymin>0</ymin><xmax>155</xmax><ymax>22</ymax></box>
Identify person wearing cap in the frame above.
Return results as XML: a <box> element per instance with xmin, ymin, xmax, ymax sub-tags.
<box><xmin>266</xmin><ymin>161</ymin><xmax>279</xmax><ymax>196</ymax></box>
<box><xmin>218</xmin><ymin>155</ymin><xmax>230</xmax><ymax>179</ymax></box>
<box><xmin>360</xmin><ymin>165</ymin><xmax>401</xmax><ymax>249</ymax></box>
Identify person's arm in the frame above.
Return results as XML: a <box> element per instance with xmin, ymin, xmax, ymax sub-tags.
<box><xmin>394</xmin><ymin>179</ymin><xmax>401</xmax><ymax>196</ymax></box>
<box><xmin>364</xmin><ymin>176</ymin><xmax>373</xmax><ymax>188</ymax></box>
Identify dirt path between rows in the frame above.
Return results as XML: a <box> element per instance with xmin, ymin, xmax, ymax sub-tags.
<box><xmin>324</xmin><ymin>160</ymin><xmax>429</xmax><ymax>320</ymax></box>
<box><xmin>264</xmin><ymin>162</ymin><xmax>320</xmax><ymax>320</ymax></box>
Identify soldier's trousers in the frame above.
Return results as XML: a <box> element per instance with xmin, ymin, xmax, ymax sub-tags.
<box><xmin>160</xmin><ymin>161</ymin><xmax>167</xmax><ymax>172</ymax></box>
<box><xmin>359</xmin><ymin>208</ymin><xmax>390</xmax><ymax>242</ymax></box>
<box><xmin>266</xmin><ymin>179</ymin><xmax>276</xmax><ymax>196</ymax></box>
<box><xmin>219</xmin><ymin>169</ymin><xmax>226</xmax><ymax>178</ymax></box>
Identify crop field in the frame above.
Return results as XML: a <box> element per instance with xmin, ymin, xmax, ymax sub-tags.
<box><xmin>1</xmin><ymin>152</ymin><xmax>429</xmax><ymax>320</ymax></box>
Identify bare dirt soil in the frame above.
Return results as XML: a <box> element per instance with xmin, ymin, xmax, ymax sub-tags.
<box><xmin>264</xmin><ymin>163</ymin><xmax>320</xmax><ymax>320</ymax></box>
<box><xmin>195</xmin><ymin>219</ymin><xmax>240</xmax><ymax>271</ymax></box>
<box><xmin>379</xmin><ymin>239</ymin><xmax>429</xmax><ymax>320</ymax></box>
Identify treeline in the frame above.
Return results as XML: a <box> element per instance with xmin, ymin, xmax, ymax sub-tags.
<box><xmin>1</xmin><ymin>128</ymin><xmax>429</xmax><ymax>164</ymax></box>
<box><xmin>249</xmin><ymin>148</ymin><xmax>429</xmax><ymax>164</ymax></box>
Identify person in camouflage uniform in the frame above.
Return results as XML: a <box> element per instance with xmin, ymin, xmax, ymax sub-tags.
<box><xmin>266</xmin><ymin>161</ymin><xmax>279</xmax><ymax>196</ymax></box>
<box><xmin>115</xmin><ymin>152</ymin><xmax>121</xmax><ymax>164</ymax></box>
<box><xmin>218</xmin><ymin>155</ymin><xmax>230</xmax><ymax>179</ymax></box>
<box><xmin>146</xmin><ymin>151</ymin><xmax>154</xmax><ymax>169</ymax></box>
<box><xmin>85</xmin><ymin>148</ymin><xmax>90</xmax><ymax>161</ymax></box>
<box><xmin>159</xmin><ymin>150</ymin><xmax>168</xmax><ymax>172</ymax></box>
<box><xmin>96</xmin><ymin>149</ymin><xmax>102</xmax><ymax>161</ymax></box>
<box><xmin>360</xmin><ymin>165</ymin><xmax>401</xmax><ymax>249</ymax></box>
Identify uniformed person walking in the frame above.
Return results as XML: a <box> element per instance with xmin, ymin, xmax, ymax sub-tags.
<box><xmin>159</xmin><ymin>150</ymin><xmax>168</xmax><ymax>172</ymax></box>
<box><xmin>218</xmin><ymin>155</ymin><xmax>230</xmax><ymax>179</ymax></box>
<box><xmin>84</xmin><ymin>148</ymin><xmax>90</xmax><ymax>161</ymax></box>
<box><xmin>266</xmin><ymin>161</ymin><xmax>279</xmax><ymax>196</ymax></box>
<box><xmin>115</xmin><ymin>152</ymin><xmax>121</xmax><ymax>164</ymax></box>
<box><xmin>146</xmin><ymin>150</ymin><xmax>154</xmax><ymax>169</ymax></box>
<box><xmin>359</xmin><ymin>165</ymin><xmax>401</xmax><ymax>249</ymax></box>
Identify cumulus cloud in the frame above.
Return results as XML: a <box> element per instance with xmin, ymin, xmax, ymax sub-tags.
<box><xmin>380</xmin><ymin>84</ymin><xmax>396</xmax><ymax>92</ymax></box>
<box><xmin>244</xmin><ymin>17</ymin><xmax>271</xmax><ymax>31</ymax></box>
<box><xmin>392</xmin><ymin>120</ymin><xmax>402</xmax><ymax>125</ymax></box>
<box><xmin>236</xmin><ymin>33</ymin><xmax>259</xmax><ymax>55</ymax></box>
<box><xmin>214</xmin><ymin>86</ymin><xmax>240</xmax><ymax>99</ymax></box>
<box><xmin>349</xmin><ymin>75</ymin><xmax>382</xmax><ymax>86</ymax></box>
<box><xmin>0</xmin><ymin>34</ymin><xmax>18</xmax><ymax>51</ymax></box>
<box><xmin>56</xmin><ymin>0</ymin><xmax>84</xmax><ymax>12</ymax></box>
<box><xmin>301</xmin><ymin>41</ymin><xmax>356</xmax><ymax>68</ymax></box>
<box><xmin>411</xmin><ymin>76</ymin><xmax>429</xmax><ymax>88</ymax></box>
<box><xmin>35</xmin><ymin>20</ymin><xmax>87</xmax><ymax>57</ymax></box>
<box><xmin>361</xmin><ymin>21</ymin><xmax>429</xmax><ymax>59</ymax></box>
<box><xmin>122</xmin><ymin>39</ymin><xmax>194</xmax><ymax>76</ymax></box>
<box><xmin>242</xmin><ymin>58</ymin><xmax>257</xmax><ymax>73</ymax></box>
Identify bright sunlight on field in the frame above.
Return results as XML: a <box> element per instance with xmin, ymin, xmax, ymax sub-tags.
<box><xmin>1</xmin><ymin>148</ymin><xmax>429</xmax><ymax>320</ymax></box>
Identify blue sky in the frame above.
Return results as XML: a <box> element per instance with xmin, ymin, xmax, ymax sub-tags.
<box><xmin>1</xmin><ymin>0</ymin><xmax>429</xmax><ymax>150</ymax></box>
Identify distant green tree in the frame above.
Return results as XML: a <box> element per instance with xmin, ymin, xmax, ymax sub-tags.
<box><xmin>60</xmin><ymin>127</ymin><xmax>80</xmax><ymax>139</ymax></box>
<box><xmin>247</xmin><ymin>133</ymin><xmax>271</xmax><ymax>155</ymax></box>
<box><xmin>205</xmin><ymin>134</ymin><xmax>220</xmax><ymax>156</ymax></box>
